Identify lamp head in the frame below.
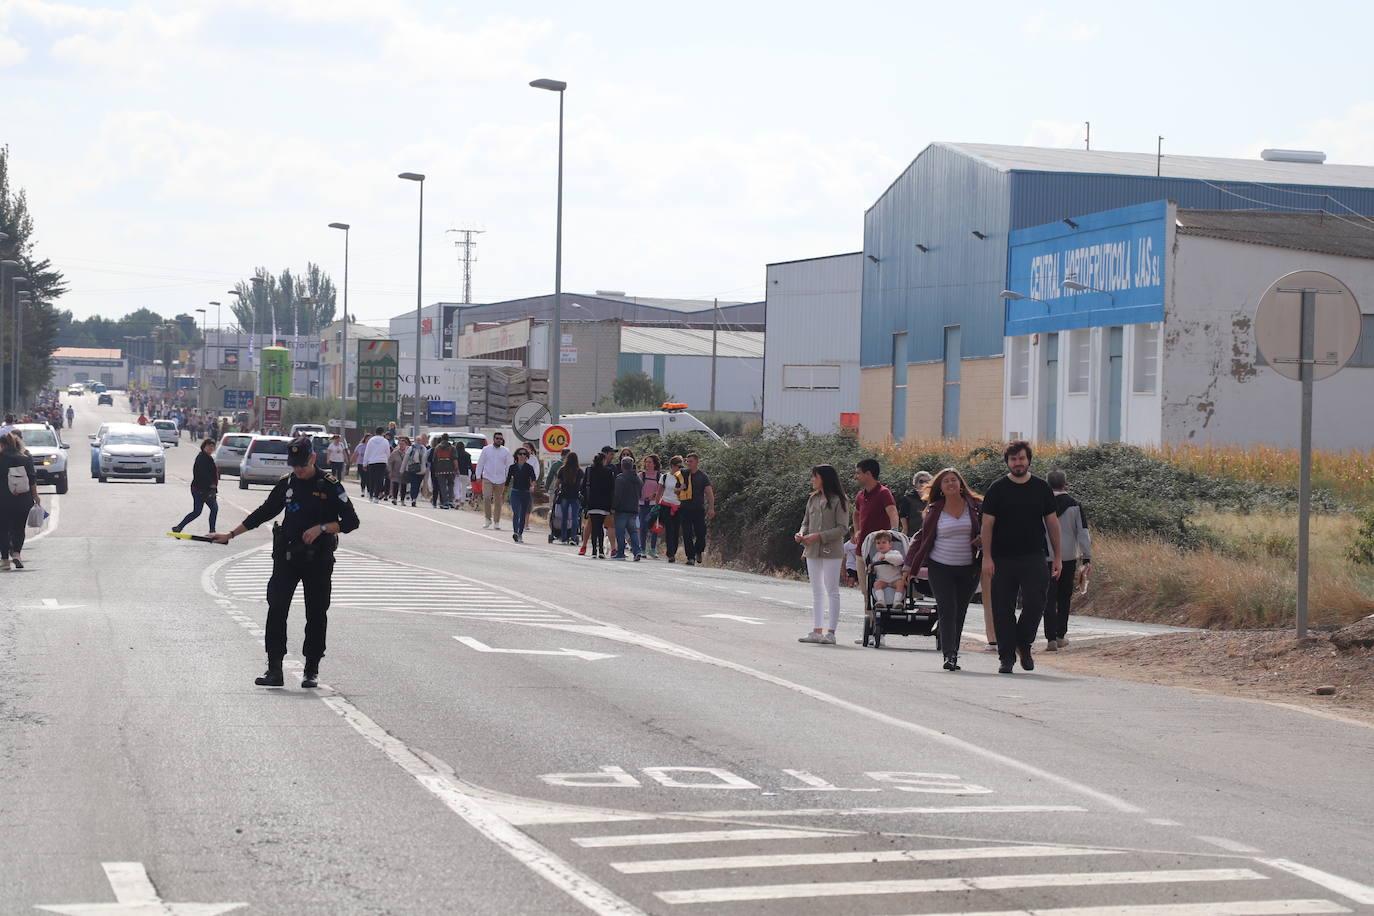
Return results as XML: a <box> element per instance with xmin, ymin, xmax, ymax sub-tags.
<box><xmin>1061</xmin><ymin>280</ymin><xmax>1089</xmax><ymax>292</ymax></box>
<box><xmin>530</xmin><ymin>78</ymin><xmax>567</xmax><ymax>91</ymax></box>
<box><xmin>209</xmin><ymin>300</ymin><xmax>220</xmax><ymax>306</ymax></box>
<box><xmin>0</xmin><ymin>259</ymin><xmax>19</xmax><ymax>267</ymax></box>
<box><xmin>999</xmin><ymin>290</ymin><xmax>1026</xmax><ymax>301</ymax></box>
<box><xmin>398</xmin><ymin>172</ymin><xmax>425</xmax><ymax>182</ymax></box>
<box><xmin>328</xmin><ymin>222</ymin><xmax>350</xmax><ymax>230</ymax></box>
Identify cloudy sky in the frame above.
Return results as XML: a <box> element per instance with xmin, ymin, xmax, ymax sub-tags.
<box><xmin>3</xmin><ymin>0</ymin><xmax>1373</xmax><ymax>328</ymax></box>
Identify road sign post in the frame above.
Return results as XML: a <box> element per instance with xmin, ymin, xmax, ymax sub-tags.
<box><xmin>1255</xmin><ymin>270</ymin><xmax>1363</xmax><ymax>638</ymax></box>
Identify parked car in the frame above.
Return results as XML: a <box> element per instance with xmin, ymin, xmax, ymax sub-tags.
<box><xmin>238</xmin><ymin>435</ymin><xmax>293</xmax><ymax>488</ymax></box>
<box><xmin>424</xmin><ymin>430</ymin><xmax>488</xmax><ymax>468</ymax></box>
<box><xmin>290</xmin><ymin>423</ymin><xmax>327</xmax><ymax>438</ymax></box>
<box><xmin>95</xmin><ymin>423</ymin><xmax>165</xmax><ymax>483</ymax></box>
<box><xmin>89</xmin><ymin>423</ymin><xmax>112</xmax><ymax>477</ymax></box>
<box><xmin>13</xmin><ymin>423</ymin><xmax>69</xmax><ymax>494</ymax></box>
<box><xmin>152</xmin><ymin>418</ymin><xmax>179</xmax><ymax>446</ymax></box>
<box><xmin>213</xmin><ymin>432</ymin><xmax>254</xmax><ymax>477</ymax></box>
<box><xmin>97</xmin><ymin>392</ymin><xmax>114</xmax><ymax>406</ymax></box>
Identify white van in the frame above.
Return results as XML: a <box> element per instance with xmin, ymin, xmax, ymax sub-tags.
<box><xmin>489</xmin><ymin>406</ymin><xmax>723</xmax><ymax>466</ymax></box>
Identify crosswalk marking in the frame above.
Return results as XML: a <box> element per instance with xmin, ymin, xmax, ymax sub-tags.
<box><xmin>611</xmin><ymin>844</ymin><xmax>1124</xmax><ymax>874</ymax></box>
<box><xmin>654</xmin><ymin>867</ymin><xmax>1268</xmax><ymax>905</ymax></box>
<box><xmin>573</xmin><ymin>828</ymin><xmax>845</xmax><ymax>848</ymax></box>
<box><xmin>903</xmin><ymin>902</ymin><xmax>1350</xmax><ymax>916</ymax></box>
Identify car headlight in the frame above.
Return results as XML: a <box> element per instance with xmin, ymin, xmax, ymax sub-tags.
<box><xmin>152</xmin><ymin>453</ymin><xmax>165</xmax><ymax>463</ymax></box>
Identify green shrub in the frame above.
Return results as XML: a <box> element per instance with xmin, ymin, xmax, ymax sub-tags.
<box><xmin>1348</xmin><ymin>509</ymin><xmax>1374</xmax><ymax>565</ymax></box>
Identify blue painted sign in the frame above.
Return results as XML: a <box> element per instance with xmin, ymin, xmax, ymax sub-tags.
<box><xmin>426</xmin><ymin>400</ymin><xmax>457</xmax><ymax>422</ymax></box>
<box><xmin>1005</xmin><ymin>200</ymin><xmax>1167</xmax><ymax>336</ymax></box>
<box><xmin>223</xmin><ymin>389</ymin><xmax>255</xmax><ymax>409</ymax></box>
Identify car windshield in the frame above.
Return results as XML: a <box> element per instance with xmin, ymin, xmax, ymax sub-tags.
<box><xmin>223</xmin><ymin>436</ymin><xmax>251</xmax><ymax>448</ymax></box>
<box><xmin>251</xmin><ymin>440</ymin><xmax>290</xmax><ymax>455</ymax></box>
<box><xmin>19</xmin><ymin>428</ymin><xmax>58</xmax><ymax>448</ymax></box>
<box><xmin>107</xmin><ymin>431</ymin><xmax>160</xmax><ymax>446</ymax></box>
<box><xmin>154</xmin><ymin>421</ymin><xmax>175</xmax><ymax>429</ymax></box>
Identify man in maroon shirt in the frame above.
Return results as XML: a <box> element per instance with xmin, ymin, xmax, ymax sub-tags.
<box><xmin>852</xmin><ymin>457</ymin><xmax>898</xmax><ymax>619</ymax></box>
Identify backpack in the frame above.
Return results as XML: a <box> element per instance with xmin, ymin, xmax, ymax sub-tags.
<box><xmin>7</xmin><ymin>464</ymin><xmax>29</xmax><ymax>496</ymax></box>
<box><xmin>406</xmin><ymin>445</ymin><xmax>425</xmax><ymax>472</ymax></box>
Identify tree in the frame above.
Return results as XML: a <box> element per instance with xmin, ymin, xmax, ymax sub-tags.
<box><xmin>612</xmin><ymin>372</ymin><xmax>668</xmax><ymax>409</ymax></box>
<box><xmin>0</xmin><ymin>145</ymin><xmax>67</xmax><ymax>404</ymax></box>
<box><xmin>229</xmin><ymin>263</ymin><xmax>337</xmax><ymax>339</ymax></box>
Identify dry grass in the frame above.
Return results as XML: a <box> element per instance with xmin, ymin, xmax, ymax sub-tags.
<box><xmin>1077</xmin><ymin>512</ymin><xmax>1374</xmax><ymax>629</ymax></box>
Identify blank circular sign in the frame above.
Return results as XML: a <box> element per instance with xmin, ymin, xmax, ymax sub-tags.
<box><xmin>1255</xmin><ymin>270</ymin><xmax>1362</xmax><ymax>381</ymax></box>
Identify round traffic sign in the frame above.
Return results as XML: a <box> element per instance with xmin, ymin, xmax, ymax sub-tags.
<box><xmin>542</xmin><ymin>425</ymin><xmax>570</xmax><ymax>453</ymax></box>
<box><xmin>1255</xmin><ymin>270</ymin><xmax>1362</xmax><ymax>382</ymax></box>
<box><xmin>511</xmin><ymin>400</ymin><xmax>553</xmax><ymax>439</ymax></box>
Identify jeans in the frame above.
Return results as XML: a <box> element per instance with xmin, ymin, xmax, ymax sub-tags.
<box><xmin>927</xmin><ymin>559</ymin><xmax>979</xmax><ymax>657</ymax></box>
<box><xmin>482</xmin><ymin>481</ymin><xmax>506</xmax><ymax>523</ymax></box>
<box><xmin>638</xmin><ymin>504</ymin><xmax>659</xmax><ymax>553</ymax></box>
<box><xmin>1044</xmin><ymin>559</ymin><xmax>1078</xmax><ymax>641</ymax></box>
<box><xmin>614</xmin><ymin>511</ymin><xmax>641</xmax><ymax>557</ymax></box>
<box><xmin>679</xmin><ymin>504</ymin><xmax>707</xmax><ymax>560</ymax></box>
<box><xmin>329</xmin><ymin>461</ymin><xmax>344</xmax><ymax>480</ymax></box>
<box><xmin>509</xmin><ymin>488</ymin><xmax>532</xmax><ymax>537</ymax></box>
<box><xmin>456</xmin><ymin>474</ymin><xmax>470</xmax><ymax>506</ymax></box>
<box><xmin>436</xmin><ymin>474</ymin><xmax>455</xmax><ymax>507</ymax></box>
<box><xmin>990</xmin><ymin>553</ymin><xmax>1051</xmax><ymax>664</ymax></box>
<box><xmin>174</xmin><ymin>489</ymin><xmax>219</xmax><ymax>533</ymax></box>
<box><xmin>806</xmin><ymin>556</ymin><xmax>842</xmax><ymax>631</ymax></box>
<box><xmin>558</xmin><ymin>498</ymin><xmax>580</xmax><ymax>542</ymax></box>
<box><xmin>405</xmin><ymin>471</ymin><xmax>424</xmax><ymax>502</ymax></box>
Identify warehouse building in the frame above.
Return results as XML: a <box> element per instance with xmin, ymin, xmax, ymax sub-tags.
<box><xmin>761</xmin><ymin>252</ymin><xmax>862</xmax><ymax>433</ymax></box>
<box><xmin>1002</xmin><ymin>201</ymin><xmax>1374</xmax><ymax>449</ymax></box>
<box><xmin>50</xmin><ymin>347</ymin><xmax>129</xmax><ymax>388</ymax></box>
<box><xmin>859</xmin><ymin>142</ymin><xmax>1374</xmax><ymax>443</ymax></box>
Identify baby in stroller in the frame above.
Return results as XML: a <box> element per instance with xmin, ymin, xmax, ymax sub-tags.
<box><xmin>868</xmin><ymin>531</ymin><xmax>907</xmax><ymax>609</ymax></box>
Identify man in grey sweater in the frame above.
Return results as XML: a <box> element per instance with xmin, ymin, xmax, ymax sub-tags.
<box><xmin>1044</xmin><ymin>469</ymin><xmax>1091</xmax><ymax>650</ymax></box>
<box><xmin>611</xmin><ymin>457</ymin><xmax>643</xmax><ymax>561</ymax></box>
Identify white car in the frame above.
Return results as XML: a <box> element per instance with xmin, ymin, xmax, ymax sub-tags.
<box><xmin>13</xmin><ymin>423</ymin><xmax>69</xmax><ymax>494</ymax></box>
<box><xmin>151</xmin><ymin>418</ymin><xmax>180</xmax><ymax>446</ymax></box>
<box><xmin>238</xmin><ymin>435</ymin><xmax>294</xmax><ymax>488</ymax></box>
<box><xmin>96</xmin><ymin>423</ymin><xmax>166</xmax><ymax>483</ymax></box>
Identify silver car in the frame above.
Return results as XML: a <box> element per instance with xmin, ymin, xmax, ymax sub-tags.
<box><xmin>152</xmin><ymin>418</ymin><xmax>180</xmax><ymax>446</ymax></box>
<box><xmin>214</xmin><ymin>433</ymin><xmax>253</xmax><ymax>477</ymax></box>
<box><xmin>238</xmin><ymin>435</ymin><xmax>293</xmax><ymax>488</ymax></box>
<box><xmin>96</xmin><ymin>423</ymin><xmax>166</xmax><ymax>483</ymax></box>
<box><xmin>13</xmin><ymin>423</ymin><xmax>70</xmax><ymax>494</ymax></box>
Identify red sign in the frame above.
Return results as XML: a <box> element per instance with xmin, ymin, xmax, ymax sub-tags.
<box><xmin>840</xmin><ymin>412</ymin><xmax>859</xmax><ymax>434</ymax></box>
<box><xmin>542</xmin><ymin>425</ymin><xmax>571</xmax><ymax>452</ymax></box>
<box><xmin>421</xmin><ymin>318</ymin><xmax>433</xmax><ymax>335</ymax></box>
<box><xmin>264</xmin><ymin>396</ymin><xmax>283</xmax><ymax>428</ymax></box>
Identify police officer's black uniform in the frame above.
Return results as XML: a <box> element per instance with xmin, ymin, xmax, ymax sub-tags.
<box><xmin>220</xmin><ymin>437</ymin><xmax>360</xmax><ymax>687</ymax></box>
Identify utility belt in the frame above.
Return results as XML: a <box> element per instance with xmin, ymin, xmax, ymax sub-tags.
<box><xmin>272</xmin><ymin>523</ymin><xmax>337</xmax><ymax>564</ymax></box>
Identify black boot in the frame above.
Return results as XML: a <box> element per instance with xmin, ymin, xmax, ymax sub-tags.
<box><xmin>254</xmin><ymin>656</ymin><xmax>284</xmax><ymax>687</ymax></box>
<box><xmin>301</xmin><ymin>658</ymin><xmax>321</xmax><ymax>689</ymax></box>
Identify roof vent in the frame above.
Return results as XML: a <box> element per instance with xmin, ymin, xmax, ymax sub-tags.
<box><xmin>594</xmin><ymin>289</ymin><xmax>627</xmax><ymax>297</ymax></box>
<box><xmin>1261</xmin><ymin>149</ymin><xmax>1326</xmax><ymax>164</ymax></box>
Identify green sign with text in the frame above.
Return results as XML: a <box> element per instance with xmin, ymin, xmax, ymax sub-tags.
<box><xmin>356</xmin><ymin>339</ymin><xmax>399</xmax><ymax>431</ymax></box>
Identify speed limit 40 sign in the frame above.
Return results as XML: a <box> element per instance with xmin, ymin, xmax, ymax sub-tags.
<box><xmin>542</xmin><ymin>425</ymin><xmax>570</xmax><ymax>452</ymax></box>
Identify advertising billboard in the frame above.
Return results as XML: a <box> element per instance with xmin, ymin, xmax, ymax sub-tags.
<box><xmin>441</xmin><ymin>305</ymin><xmax>460</xmax><ymax>358</ymax></box>
<box><xmin>260</xmin><ymin>346</ymin><xmax>293</xmax><ymax>399</ymax></box>
<box><xmin>356</xmin><ymin>339</ymin><xmax>399</xmax><ymax>430</ymax></box>
<box><xmin>1005</xmin><ymin>200</ymin><xmax>1167</xmax><ymax>337</ymax></box>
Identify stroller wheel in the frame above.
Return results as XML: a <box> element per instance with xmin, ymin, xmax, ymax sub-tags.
<box><xmin>862</xmin><ymin>616</ymin><xmax>872</xmax><ymax>648</ymax></box>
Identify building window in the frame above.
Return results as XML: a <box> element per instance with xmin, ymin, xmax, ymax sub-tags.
<box><xmin>1008</xmin><ymin>336</ymin><xmax>1030</xmax><ymax>398</ymax></box>
<box><xmin>942</xmin><ymin>326</ymin><xmax>961</xmax><ymax>438</ymax></box>
<box><xmin>782</xmin><ymin>364</ymin><xmax>842</xmax><ymax>390</ymax></box>
<box><xmin>1133</xmin><ymin>323</ymin><xmax>1160</xmax><ymax>393</ymax></box>
<box><xmin>892</xmin><ymin>333</ymin><xmax>908</xmax><ymax>439</ymax></box>
<box><xmin>1067</xmin><ymin>329</ymin><xmax>1091</xmax><ymax>395</ymax></box>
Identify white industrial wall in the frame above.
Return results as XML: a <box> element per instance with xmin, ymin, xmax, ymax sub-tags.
<box><xmin>625</xmin><ymin>353</ymin><xmax>763</xmax><ymax>413</ymax></box>
<box><xmin>1163</xmin><ymin>234</ymin><xmax>1374</xmax><ymax>449</ymax></box>
<box><xmin>762</xmin><ymin>253</ymin><xmax>862</xmax><ymax>432</ymax></box>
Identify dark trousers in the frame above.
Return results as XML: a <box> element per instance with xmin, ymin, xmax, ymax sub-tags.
<box><xmin>265</xmin><ymin>552</ymin><xmax>334</xmax><ymax>661</ymax></box>
<box><xmin>679</xmin><ymin>505</ymin><xmax>707</xmax><ymax>560</ymax></box>
<box><xmin>991</xmin><ymin>553</ymin><xmax>1051</xmax><ymax>664</ymax></box>
<box><xmin>367</xmin><ymin>463</ymin><xmax>387</xmax><ymax>499</ymax></box>
<box><xmin>928</xmin><ymin>559</ymin><xmax>979</xmax><ymax>657</ymax></box>
<box><xmin>174</xmin><ymin>489</ymin><xmax>219</xmax><ymax>533</ymax></box>
<box><xmin>509</xmin><ymin>488</ymin><xmax>532</xmax><ymax>537</ymax></box>
<box><xmin>329</xmin><ymin>461</ymin><xmax>344</xmax><ymax>480</ymax></box>
<box><xmin>405</xmin><ymin>471</ymin><xmax>424</xmax><ymax>502</ymax></box>
<box><xmin>588</xmin><ymin>513</ymin><xmax>607</xmax><ymax>554</ymax></box>
<box><xmin>1044</xmin><ymin>559</ymin><xmax>1078</xmax><ymax>641</ymax></box>
<box><xmin>662</xmin><ymin>508</ymin><xmax>682</xmax><ymax>559</ymax></box>
<box><xmin>1</xmin><ymin>502</ymin><xmax>28</xmax><ymax>558</ymax></box>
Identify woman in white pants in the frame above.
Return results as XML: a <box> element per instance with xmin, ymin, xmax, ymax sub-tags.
<box><xmin>794</xmin><ymin>464</ymin><xmax>850</xmax><ymax>645</ymax></box>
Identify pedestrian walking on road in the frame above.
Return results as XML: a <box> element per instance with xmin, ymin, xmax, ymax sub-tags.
<box><xmin>581</xmin><ymin>452</ymin><xmax>614</xmax><ymax>558</ymax></box>
<box><xmin>362</xmin><ymin>427</ymin><xmax>392</xmax><ymax>503</ymax></box>
<box><xmin>612</xmin><ymin>456</ymin><xmax>642</xmax><ymax>560</ymax></box>
<box><xmin>404</xmin><ymin>434</ymin><xmax>429</xmax><ymax>507</ymax></box>
<box><xmin>386</xmin><ymin>437</ymin><xmax>409</xmax><ymax>504</ymax></box>
<box><xmin>212</xmin><ymin>437</ymin><xmax>360</xmax><ymax>689</ymax></box>
<box><xmin>507</xmin><ymin>447</ymin><xmax>537</xmax><ymax>543</ymax></box>
<box><xmin>638</xmin><ymin>455</ymin><xmax>665</xmax><ymax>558</ymax></box>
<box><xmin>325</xmin><ymin>434</ymin><xmax>348</xmax><ymax>480</ymax></box>
<box><xmin>795</xmin><ymin>464</ymin><xmax>849</xmax><ymax>645</ymax></box>
<box><xmin>901</xmin><ymin>468</ymin><xmax>982</xmax><ymax>672</ymax></box>
<box><xmin>676</xmin><ymin>452</ymin><xmax>714</xmax><ymax>566</ymax></box>
<box><xmin>553</xmin><ymin>452</ymin><xmax>583</xmax><ymax>545</ymax></box>
<box><xmin>852</xmin><ymin>457</ymin><xmax>898</xmax><ymax>612</ymax></box>
<box><xmin>660</xmin><ymin>455</ymin><xmax>684</xmax><ymax>562</ymax></box>
<box><xmin>898</xmin><ymin>470</ymin><xmax>934</xmax><ymax>536</ymax></box>
<box><xmin>980</xmin><ymin>440</ymin><xmax>1062</xmax><ymax>675</ymax></box>
<box><xmin>172</xmin><ymin>438</ymin><xmax>221</xmax><ymax>535</ymax></box>
<box><xmin>0</xmin><ymin>431</ymin><xmax>38</xmax><ymax>570</ymax></box>
<box><xmin>476</xmin><ymin>432</ymin><xmax>512</xmax><ymax>529</ymax></box>
<box><xmin>1044</xmin><ymin>469</ymin><xmax>1091</xmax><ymax>651</ymax></box>
<box><xmin>351</xmin><ymin>435</ymin><xmax>368</xmax><ymax>496</ymax></box>
<box><xmin>454</xmin><ymin>442</ymin><xmax>473</xmax><ymax>508</ymax></box>
<box><xmin>429</xmin><ymin>436</ymin><xmax>457</xmax><ymax>508</ymax></box>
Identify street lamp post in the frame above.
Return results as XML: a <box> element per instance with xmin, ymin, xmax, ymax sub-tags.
<box><xmin>208</xmin><ymin>301</ymin><xmax>221</xmax><ymax>372</ymax></box>
<box><xmin>530</xmin><ymin>77</ymin><xmax>567</xmax><ymax>422</ymax></box>
<box><xmin>195</xmin><ymin>308</ymin><xmax>208</xmax><ymax>401</ymax></box>
<box><xmin>398</xmin><ymin>173</ymin><xmax>425</xmax><ymax>437</ymax></box>
<box><xmin>328</xmin><ymin>223</ymin><xmax>351</xmax><ymax>427</ymax></box>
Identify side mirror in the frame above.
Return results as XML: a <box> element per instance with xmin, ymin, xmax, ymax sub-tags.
<box><xmin>61</xmin><ymin>443</ymin><xmax>70</xmax><ymax>449</ymax></box>
<box><xmin>88</xmin><ymin>435</ymin><xmax>96</xmax><ymax>441</ymax></box>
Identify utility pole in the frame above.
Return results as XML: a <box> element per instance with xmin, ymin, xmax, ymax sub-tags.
<box><xmin>446</xmin><ymin>228</ymin><xmax>485</xmax><ymax>305</ymax></box>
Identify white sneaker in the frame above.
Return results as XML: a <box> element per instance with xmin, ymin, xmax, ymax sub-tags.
<box><xmin>493</xmin><ymin>523</ymin><xmax>501</xmax><ymax>530</ymax></box>
<box><xmin>798</xmin><ymin>632</ymin><xmax>826</xmax><ymax>644</ymax></box>
<box><xmin>821</xmin><ymin>633</ymin><xmax>836</xmax><ymax>645</ymax></box>
<box><xmin>483</xmin><ymin>520</ymin><xmax>491</xmax><ymax>529</ymax></box>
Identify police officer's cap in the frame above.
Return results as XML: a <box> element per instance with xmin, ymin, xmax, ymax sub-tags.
<box><xmin>286</xmin><ymin>436</ymin><xmax>315</xmax><ymax>466</ymax></box>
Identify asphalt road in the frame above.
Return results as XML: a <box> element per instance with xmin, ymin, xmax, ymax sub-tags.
<box><xmin>2</xmin><ymin>393</ymin><xmax>1372</xmax><ymax>916</ymax></box>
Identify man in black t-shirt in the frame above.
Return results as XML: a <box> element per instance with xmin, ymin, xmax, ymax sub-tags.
<box><xmin>979</xmin><ymin>440</ymin><xmax>1062</xmax><ymax>674</ymax></box>
<box><xmin>676</xmin><ymin>452</ymin><xmax>715</xmax><ymax>566</ymax></box>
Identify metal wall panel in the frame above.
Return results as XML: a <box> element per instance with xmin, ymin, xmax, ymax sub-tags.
<box><xmin>861</xmin><ymin>144</ymin><xmax>1011</xmax><ymax>366</ymax></box>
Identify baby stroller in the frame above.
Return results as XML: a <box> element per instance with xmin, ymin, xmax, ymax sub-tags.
<box><xmin>860</xmin><ymin>529</ymin><xmax>940</xmax><ymax>650</ymax></box>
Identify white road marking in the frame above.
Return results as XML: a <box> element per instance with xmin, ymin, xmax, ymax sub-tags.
<box><xmin>573</xmin><ymin>828</ymin><xmax>846</xmax><ymax>848</ymax></box>
<box><xmin>700</xmin><ymin>614</ymin><xmax>765</xmax><ymax>625</ymax></box>
<box><xmin>1197</xmin><ymin>835</ymin><xmax>1264</xmax><ymax>853</ymax></box>
<box><xmin>896</xmin><ymin>901</ymin><xmax>1350</xmax><ymax>916</ymax></box>
<box><xmin>780</xmin><ymin>769</ymin><xmax>880</xmax><ymax>792</ymax></box>
<box><xmin>454</xmin><ymin>636</ymin><xmax>617</xmax><ymax>662</ymax></box>
<box><xmin>661</xmin><ymin>804</ymin><xmax>1086</xmax><ymax>819</ymax></box>
<box><xmin>320</xmin><ymin>694</ymin><xmax>646</xmax><ymax>916</ymax></box>
<box><xmin>35</xmin><ymin>860</ymin><xmax>247</xmax><ymax>915</ymax></box>
<box><xmin>654</xmin><ymin>867</ymin><xmax>1269</xmax><ymax>905</ymax></box>
<box><xmin>27</xmin><ymin>599</ymin><xmax>86</xmax><ymax>610</ymax></box>
<box><xmin>1259</xmin><ymin>859</ymin><xmax>1374</xmax><ymax>905</ymax></box>
<box><xmin>612</xmin><ymin>843</ymin><xmax>1125</xmax><ymax>873</ymax></box>
<box><xmin>1147</xmin><ymin>818</ymin><xmax>1183</xmax><ymax>826</ymax></box>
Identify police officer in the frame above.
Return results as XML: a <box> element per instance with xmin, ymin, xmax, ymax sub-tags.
<box><xmin>213</xmin><ymin>436</ymin><xmax>360</xmax><ymax>688</ymax></box>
